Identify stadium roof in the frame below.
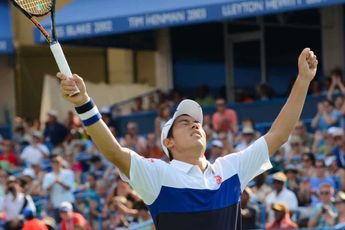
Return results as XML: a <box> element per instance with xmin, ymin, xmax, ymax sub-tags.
<box><xmin>34</xmin><ymin>0</ymin><xmax>345</xmax><ymax>47</ymax></box>
<box><xmin>0</xmin><ymin>0</ymin><xmax>13</xmax><ymax>54</ymax></box>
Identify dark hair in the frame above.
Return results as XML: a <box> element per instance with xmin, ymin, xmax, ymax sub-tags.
<box><xmin>303</xmin><ymin>152</ymin><xmax>316</xmax><ymax>166</ymax></box>
<box><xmin>91</xmin><ymin>155</ymin><xmax>102</xmax><ymax>163</ymax></box>
<box><xmin>330</xmin><ymin>68</ymin><xmax>343</xmax><ymax>78</ymax></box>
<box><xmin>167</xmin><ymin>126</ymin><xmax>174</xmax><ymax>161</ymax></box>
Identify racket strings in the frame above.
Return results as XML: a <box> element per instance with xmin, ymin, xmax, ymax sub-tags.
<box><xmin>14</xmin><ymin>0</ymin><xmax>52</xmax><ymax>15</ymax></box>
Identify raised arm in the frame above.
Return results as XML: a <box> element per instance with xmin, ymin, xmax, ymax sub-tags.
<box><xmin>264</xmin><ymin>48</ymin><xmax>318</xmax><ymax>155</ymax></box>
<box><xmin>57</xmin><ymin>73</ymin><xmax>131</xmax><ymax>177</ymax></box>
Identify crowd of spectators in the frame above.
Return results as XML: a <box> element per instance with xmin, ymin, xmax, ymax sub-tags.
<box><xmin>1</xmin><ymin>68</ymin><xmax>345</xmax><ymax>229</ymax></box>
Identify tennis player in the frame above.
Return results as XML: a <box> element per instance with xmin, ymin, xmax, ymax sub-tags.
<box><xmin>57</xmin><ymin>48</ymin><xmax>317</xmax><ymax>229</ymax></box>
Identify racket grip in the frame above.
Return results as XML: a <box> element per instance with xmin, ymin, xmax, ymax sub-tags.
<box><xmin>50</xmin><ymin>42</ymin><xmax>80</xmax><ymax>96</ymax></box>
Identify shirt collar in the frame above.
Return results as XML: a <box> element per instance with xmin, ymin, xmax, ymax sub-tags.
<box><xmin>170</xmin><ymin>159</ymin><xmax>215</xmax><ymax>174</ymax></box>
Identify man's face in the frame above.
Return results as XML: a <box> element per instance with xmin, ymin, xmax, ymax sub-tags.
<box><xmin>334</xmin><ymin>135</ymin><xmax>345</xmax><ymax>147</ymax></box>
<box><xmin>315</xmin><ymin>161</ymin><xmax>326</xmax><ymax>177</ymax></box>
<box><xmin>169</xmin><ymin>115</ymin><xmax>206</xmax><ymax>157</ymax></box>
<box><xmin>319</xmin><ymin>187</ymin><xmax>332</xmax><ymax>203</ymax></box>
<box><xmin>274</xmin><ymin>210</ymin><xmax>285</xmax><ymax>221</ymax></box>
<box><xmin>273</xmin><ymin>180</ymin><xmax>284</xmax><ymax>192</ymax></box>
<box><xmin>215</xmin><ymin>99</ymin><xmax>226</xmax><ymax>113</ymax></box>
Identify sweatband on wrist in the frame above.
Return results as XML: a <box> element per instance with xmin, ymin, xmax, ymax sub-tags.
<box><xmin>75</xmin><ymin>99</ymin><xmax>101</xmax><ymax>126</ymax></box>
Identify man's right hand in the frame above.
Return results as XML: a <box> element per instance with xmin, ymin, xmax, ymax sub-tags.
<box><xmin>57</xmin><ymin>72</ymin><xmax>90</xmax><ymax>106</ymax></box>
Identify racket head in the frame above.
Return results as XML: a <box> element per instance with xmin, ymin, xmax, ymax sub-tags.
<box><xmin>12</xmin><ymin>0</ymin><xmax>54</xmax><ymax>17</ymax></box>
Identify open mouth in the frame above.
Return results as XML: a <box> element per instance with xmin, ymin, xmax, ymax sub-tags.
<box><xmin>191</xmin><ymin>131</ymin><xmax>202</xmax><ymax>136</ymax></box>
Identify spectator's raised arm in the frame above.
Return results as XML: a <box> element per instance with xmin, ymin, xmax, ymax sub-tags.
<box><xmin>264</xmin><ymin>48</ymin><xmax>318</xmax><ymax>155</ymax></box>
<box><xmin>57</xmin><ymin>73</ymin><xmax>131</xmax><ymax>178</ymax></box>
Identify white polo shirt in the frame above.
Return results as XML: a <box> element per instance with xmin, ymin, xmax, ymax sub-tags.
<box><xmin>120</xmin><ymin>137</ymin><xmax>272</xmax><ymax>230</ymax></box>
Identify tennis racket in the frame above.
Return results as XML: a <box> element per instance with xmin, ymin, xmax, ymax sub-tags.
<box><xmin>10</xmin><ymin>0</ymin><xmax>79</xmax><ymax>96</ymax></box>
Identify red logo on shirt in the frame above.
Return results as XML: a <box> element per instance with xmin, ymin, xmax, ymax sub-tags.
<box><xmin>215</xmin><ymin>175</ymin><xmax>222</xmax><ymax>184</ymax></box>
<box><xmin>147</xmin><ymin>159</ymin><xmax>155</xmax><ymax>163</ymax></box>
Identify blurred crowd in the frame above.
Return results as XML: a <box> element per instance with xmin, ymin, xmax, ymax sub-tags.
<box><xmin>1</xmin><ymin>68</ymin><xmax>345</xmax><ymax>229</ymax></box>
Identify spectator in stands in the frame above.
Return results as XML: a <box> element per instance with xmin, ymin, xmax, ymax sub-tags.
<box><xmin>195</xmin><ymin>85</ymin><xmax>215</xmax><ymax>106</ymax></box>
<box><xmin>120</xmin><ymin>122</ymin><xmax>147</xmax><ymax>154</ymax></box>
<box><xmin>297</xmin><ymin>176</ymin><xmax>313</xmax><ymax>208</ymax></box>
<box><xmin>311</xmin><ymin>99</ymin><xmax>342</xmax><ymax>131</ymax></box>
<box><xmin>63</xmin><ymin>110</ymin><xmax>80</xmax><ymax>131</ymax></box>
<box><xmin>154</xmin><ymin>103</ymin><xmax>171</xmax><ymax>144</ymax></box>
<box><xmin>217</xmin><ymin>131</ymin><xmax>235</xmax><ymax>155</ymax></box>
<box><xmin>32</xmin><ymin>163</ymin><xmax>46</xmax><ymax>185</ymax></box>
<box><xmin>286</xmin><ymin>135</ymin><xmax>305</xmax><ymax>165</ymax></box>
<box><xmin>100</xmin><ymin>107</ymin><xmax>117</xmax><ymax>137</ymax></box>
<box><xmin>334</xmin><ymin>191</ymin><xmax>345</xmax><ymax>228</ymax></box>
<box><xmin>284</xmin><ymin>164</ymin><xmax>300</xmax><ymax>195</ymax></box>
<box><xmin>143</xmin><ymin>133</ymin><xmax>164</xmax><ymax>159</ymax></box>
<box><xmin>241</xmin><ymin>187</ymin><xmax>258</xmax><ymax>229</ymax></box>
<box><xmin>89</xmin><ymin>155</ymin><xmax>108</xmax><ymax>180</ymax></box>
<box><xmin>78</xmin><ymin>173</ymin><xmax>97</xmax><ymax>194</ymax></box>
<box><xmin>44</xmin><ymin>110</ymin><xmax>69</xmax><ymax>148</ymax></box>
<box><xmin>236</xmin><ymin>126</ymin><xmax>256</xmax><ymax>151</ymax></box>
<box><xmin>131</xmin><ymin>97</ymin><xmax>144</xmax><ymax>113</ymax></box>
<box><xmin>331</xmin><ymin>127</ymin><xmax>345</xmax><ymax>169</ymax></box>
<box><xmin>0</xmin><ymin>169</ymin><xmax>7</xmax><ymax>198</ymax></box>
<box><xmin>147</xmin><ymin>91</ymin><xmax>159</xmax><ymax>111</ymax></box>
<box><xmin>20</xmin><ymin>131</ymin><xmax>49</xmax><ymax>166</ymax></box>
<box><xmin>168</xmin><ymin>89</ymin><xmax>183</xmax><ymax>108</ymax></box>
<box><xmin>265</xmin><ymin>172</ymin><xmax>298</xmax><ymax>221</ymax></box>
<box><xmin>59</xmin><ymin>201</ymin><xmax>92</xmax><ymax>230</ymax></box>
<box><xmin>22</xmin><ymin>208</ymin><xmax>48</xmax><ymax>230</ymax></box>
<box><xmin>65</xmin><ymin>152</ymin><xmax>82</xmax><ymax>185</ymax></box>
<box><xmin>308</xmin><ymin>183</ymin><xmax>338</xmax><ymax>228</ymax></box>
<box><xmin>312</xmin><ymin>129</ymin><xmax>335</xmax><ymax>156</ymax></box>
<box><xmin>12</xmin><ymin>124</ymin><xmax>30</xmax><ymax>147</ymax></box>
<box><xmin>89</xmin><ymin>180</ymin><xmax>108</xmax><ymax>228</ymax></box>
<box><xmin>327</xmin><ymin>68</ymin><xmax>345</xmax><ymax>100</ymax></box>
<box><xmin>256</xmin><ymin>83</ymin><xmax>275</xmax><ymax>101</ymax></box>
<box><xmin>308</xmin><ymin>79</ymin><xmax>324</xmax><ymax>97</ymax></box>
<box><xmin>22</xmin><ymin>167</ymin><xmax>44</xmax><ymax>196</ymax></box>
<box><xmin>326</xmin><ymin>155</ymin><xmax>345</xmax><ymax>191</ymax></box>
<box><xmin>42</xmin><ymin>155</ymin><xmax>75</xmax><ymax>222</ymax></box>
<box><xmin>266</xmin><ymin>203</ymin><xmax>298</xmax><ymax>230</ymax></box>
<box><xmin>0</xmin><ymin>176</ymin><xmax>36</xmax><ymax>230</ymax></box>
<box><xmin>212</xmin><ymin>98</ymin><xmax>238</xmax><ymax>135</ymax></box>
<box><xmin>300</xmin><ymin>152</ymin><xmax>315</xmax><ymax>177</ymax></box>
<box><xmin>42</xmin><ymin>216</ymin><xmax>57</xmax><ymax>230</ymax></box>
<box><xmin>252</xmin><ymin>173</ymin><xmax>272</xmax><ymax>204</ymax></box>
<box><xmin>310</xmin><ymin>159</ymin><xmax>336</xmax><ymax>192</ymax></box>
<box><xmin>292</xmin><ymin>120</ymin><xmax>313</xmax><ymax>149</ymax></box>
<box><xmin>0</xmin><ymin>140</ymin><xmax>18</xmax><ymax>167</ymax></box>
<box><xmin>208</xmin><ymin>139</ymin><xmax>223</xmax><ymax>163</ymax></box>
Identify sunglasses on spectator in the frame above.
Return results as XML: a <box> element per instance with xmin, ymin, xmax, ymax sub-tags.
<box><xmin>51</xmin><ymin>160</ymin><xmax>59</xmax><ymax>164</ymax></box>
<box><xmin>315</xmin><ymin>165</ymin><xmax>325</xmax><ymax>168</ymax></box>
<box><xmin>320</xmin><ymin>191</ymin><xmax>330</xmax><ymax>195</ymax></box>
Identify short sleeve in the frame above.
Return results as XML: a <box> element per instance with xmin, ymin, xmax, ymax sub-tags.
<box><xmin>119</xmin><ymin>150</ymin><xmax>165</xmax><ymax>205</ymax></box>
<box><xmin>220</xmin><ymin>137</ymin><xmax>272</xmax><ymax>191</ymax></box>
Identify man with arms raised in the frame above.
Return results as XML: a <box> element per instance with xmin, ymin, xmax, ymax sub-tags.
<box><xmin>57</xmin><ymin>48</ymin><xmax>317</xmax><ymax>230</ymax></box>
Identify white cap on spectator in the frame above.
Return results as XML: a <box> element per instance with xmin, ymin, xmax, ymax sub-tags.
<box><xmin>325</xmin><ymin>156</ymin><xmax>337</xmax><ymax>167</ymax></box>
<box><xmin>100</xmin><ymin>106</ymin><xmax>111</xmax><ymax>114</ymax></box>
<box><xmin>211</xmin><ymin>139</ymin><xmax>223</xmax><ymax>148</ymax></box>
<box><xmin>48</xmin><ymin>110</ymin><xmax>58</xmax><ymax>117</ymax></box>
<box><xmin>32</xmin><ymin>131</ymin><xmax>43</xmax><ymax>138</ymax></box>
<box><xmin>242</xmin><ymin>126</ymin><xmax>255</xmax><ymax>135</ymax></box>
<box><xmin>22</xmin><ymin>168</ymin><xmax>35</xmax><ymax>179</ymax></box>
<box><xmin>327</xmin><ymin>127</ymin><xmax>344</xmax><ymax>137</ymax></box>
<box><xmin>161</xmin><ymin>99</ymin><xmax>203</xmax><ymax>157</ymax></box>
<box><xmin>59</xmin><ymin>201</ymin><xmax>73</xmax><ymax>212</ymax></box>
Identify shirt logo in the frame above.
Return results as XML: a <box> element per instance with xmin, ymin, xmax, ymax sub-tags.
<box><xmin>215</xmin><ymin>175</ymin><xmax>222</xmax><ymax>184</ymax></box>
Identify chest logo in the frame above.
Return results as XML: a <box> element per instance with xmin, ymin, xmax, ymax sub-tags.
<box><xmin>215</xmin><ymin>175</ymin><xmax>222</xmax><ymax>184</ymax></box>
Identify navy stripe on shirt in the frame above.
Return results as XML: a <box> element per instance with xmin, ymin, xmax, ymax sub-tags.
<box><xmin>148</xmin><ymin>174</ymin><xmax>241</xmax><ymax>229</ymax></box>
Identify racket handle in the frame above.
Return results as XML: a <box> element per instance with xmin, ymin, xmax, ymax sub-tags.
<box><xmin>50</xmin><ymin>42</ymin><xmax>80</xmax><ymax>96</ymax></box>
